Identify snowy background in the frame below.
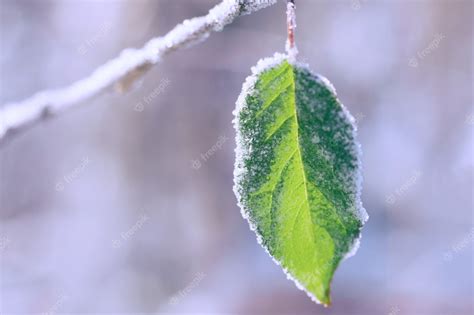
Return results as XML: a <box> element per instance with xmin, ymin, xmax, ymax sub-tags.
<box><xmin>0</xmin><ymin>0</ymin><xmax>472</xmax><ymax>314</ymax></box>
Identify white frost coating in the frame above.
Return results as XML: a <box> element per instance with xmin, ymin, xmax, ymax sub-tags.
<box><xmin>0</xmin><ymin>0</ymin><xmax>277</xmax><ymax>143</ymax></box>
<box><xmin>234</xmin><ymin>52</ymin><xmax>287</xmax><ymax>116</ymax></box>
<box><xmin>239</xmin><ymin>0</ymin><xmax>277</xmax><ymax>14</ymax></box>
<box><xmin>233</xmin><ymin>53</ymin><xmax>368</xmax><ymax>305</ymax></box>
<box><xmin>233</xmin><ymin>53</ymin><xmax>288</xmax><ymax>226</ymax></box>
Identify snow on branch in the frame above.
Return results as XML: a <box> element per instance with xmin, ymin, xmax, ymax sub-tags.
<box><xmin>0</xmin><ymin>0</ymin><xmax>276</xmax><ymax>144</ymax></box>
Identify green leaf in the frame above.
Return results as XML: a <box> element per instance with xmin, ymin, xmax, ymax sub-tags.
<box><xmin>233</xmin><ymin>54</ymin><xmax>367</xmax><ymax>306</ymax></box>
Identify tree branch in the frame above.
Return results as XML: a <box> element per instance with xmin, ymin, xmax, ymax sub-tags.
<box><xmin>0</xmin><ymin>0</ymin><xmax>277</xmax><ymax>144</ymax></box>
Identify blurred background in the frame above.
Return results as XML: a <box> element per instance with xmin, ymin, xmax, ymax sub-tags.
<box><xmin>0</xmin><ymin>0</ymin><xmax>472</xmax><ymax>314</ymax></box>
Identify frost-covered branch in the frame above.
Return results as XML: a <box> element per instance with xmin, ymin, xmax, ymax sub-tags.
<box><xmin>0</xmin><ymin>0</ymin><xmax>276</xmax><ymax>144</ymax></box>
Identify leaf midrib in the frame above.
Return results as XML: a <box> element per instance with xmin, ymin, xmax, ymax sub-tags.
<box><xmin>288</xmin><ymin>66</ymin><xmax>347</xmax><ymax>237</ymax></box>
<box><xmin>289</xmin><ymin>67</ymin><xmax>313</xmax><ymax>238</ymax></box>
<box><xmin>248</xmin><ymin>62</ymin><xmax>348</xmax><ymax>243</ymax></box>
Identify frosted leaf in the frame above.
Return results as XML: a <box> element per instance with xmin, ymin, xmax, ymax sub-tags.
<box><xmin>233</xmin><ymin>53</ymin><xmax>368</xmax><ymax>306</ymax></box>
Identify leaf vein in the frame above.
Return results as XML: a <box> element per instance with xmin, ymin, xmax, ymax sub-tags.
<box><xmin>269</xmin><ymin>149</ymin><xmax>298</xmax><ymax>241</ymax></box>
<box><xmin>255</xmin><ymin>81</ymin><xmax>293</xmax><ymax>118</ymax></box>
<box><xmin>264</xmin><ymin>115</ymin><xmax>294</xmax><ymax>142</ymax></box>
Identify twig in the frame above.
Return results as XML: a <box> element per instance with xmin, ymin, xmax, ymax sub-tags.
<box><xmin>0</xmin><ymin>0</ymin><xmax>277</xmax><ymax>144</ymax></box>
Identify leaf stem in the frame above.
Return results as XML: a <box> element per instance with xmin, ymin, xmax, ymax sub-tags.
<box><xmin>286</xmin><ymin>0</ymin><xmax>298</xmax><ymax>60</ymax></box>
